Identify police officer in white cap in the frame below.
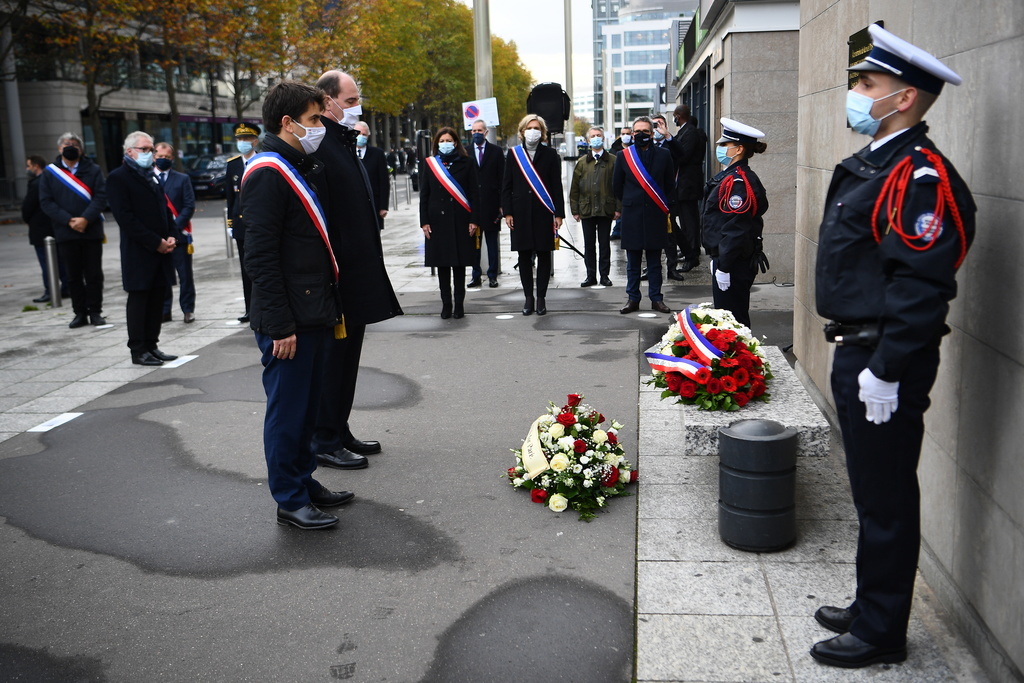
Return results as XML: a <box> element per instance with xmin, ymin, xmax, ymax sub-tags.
<box><xmin>701</xmin><ymin>117</ymin><xmax>769</xmax><ymax>327</ymax></box>
<box><xmin>811</xmin><ymin>23</ymin><xmax>976</xmax><ymax>668</ymax></box>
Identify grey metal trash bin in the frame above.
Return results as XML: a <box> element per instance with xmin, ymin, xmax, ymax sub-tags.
<box><xmin>718</xmin><ymin>419</ymin><xmax>798</xmax><ymax>551</ymax></box>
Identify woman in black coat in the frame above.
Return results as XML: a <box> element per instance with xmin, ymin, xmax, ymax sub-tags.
<box><xmin>501</xmin><ymin>114</ymin><xmax>565</xmax><ymax>315</ymax></box>
<box><xmin>701</xmin><ymin>117</ymin><xmax>769</xmax><ymax>327</ymax></box>
<box><xmin>419</xmin><ymin>127</ymin><xmax>480</xmax><ymax>318</ymax></box>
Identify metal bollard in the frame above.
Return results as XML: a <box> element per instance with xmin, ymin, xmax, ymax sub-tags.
<box><xmin>405</xmin><ymin>176</ymin><xmax>412</xmax><ymax>206</ymax></box>
<box><xmin>390</xmin><ymin>175</ymin><xmax>398</xmax><ymax>211</ymax></box>
<box><xmin>43</xmin><ymin>236</ymin><xmax>62</xmax><ymax>308</ymax></box>
<box><xmin>224</xmin><ymin>206</ymin><xmax>235</xmax><ymax>259</ymax></box>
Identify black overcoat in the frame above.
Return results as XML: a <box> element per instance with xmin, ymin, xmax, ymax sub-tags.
<box><xmin>667</xmin><ymin>121</ymin><xmax>708</xmax><ymax>201</ymax></box>
<box><xmin>37</xmin><ymin>154</ymin><xmax>106</xmax><ymax>242</ymax></box>
<box><xmin>22</xmin><ymin>175</ymin><xmax>54</xmax><ymax>246</ymax></box>
<box><xmin>419</xmin><ymin>154</ymin><xmax>480</xmax><ymax>268</ymax></box>
<box><xmin>501</xmin><ymin>144</ymin><xmax>564</xmax><ymax>252</ymax></box>
<box><xmin>612</xmin><ymin>144</ymin><xmax>674</xmax><ymax>250</ymax></box>
<box><xmin>359</xmin><ymin>145</ymin><xmax>390</xmax><ymax>229</ymax></box>
<box><xmin>470</xmin><ymin>140</ymin><xmax>504</xmax><ymax>231</ymax></box>
<box><xmin>106</xmin><ymin>159</ymin><xmax>175</xmax><ymax>292</ymax></box>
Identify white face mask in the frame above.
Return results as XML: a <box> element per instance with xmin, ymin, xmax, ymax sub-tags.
<box><xmin>341</xmin><ymin>104</ymin><xmax>362</xmax><ymax>128</ymax></box>
<box><xmin>290</xmin><ymin>119</ymin><xmax>325</xmax><ymax>154</ymax></box>
<box><xmin>523</xmin><ymin>129</ymin><xmax>542</xmax><ymax>145</ymax></box>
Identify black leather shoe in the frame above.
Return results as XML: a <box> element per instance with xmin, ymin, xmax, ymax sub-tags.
<box><xmin>453</xmin><ymin>303</ymin><xmax>465</xmax><ymax>319</ymax></box>
<box><xmin>580</xmin><ymin>278</ymin><xmax>597</xmax><ymax>287</ymax></box>
<box><xmin>162</xmin><ymin>312</ymin><xmax>172</xmax><ymax>322</ymax></box>
<box><xmin>90</xmin><ymin>314</ymin><xmax>107</xmax><ymax>326</ymax></box>
<box><xmin>149</xmin><ymin>348</ymin><xmax>178</xmax><ymax>362</ymax></box>
<box><xmin>276</xmin><ymin>504</ymin><xmax>338</xmax><ymax>529</ymax></box>
<box><xmin>667</xmin><ymin>270</ymin><xmax>685</xmax><ymax>281</ymax></box>
<box><xmin>522</xmin><ymin>298</ymin><xmax>535</xmax><ymax>316</ymax></box>
<box><xmin>652</xmin><ymin>301</ymin><xmax>671</xmax><ymax>314</ymax></box>
<box><xmin>600</xmin><ymin>277</ymin><xmax>613</xmax><ymax>287</ymax></box>
<box><xmin>33</xmin><ymin>293</ymin><xmax>51</xmax><ymax>303</ymax></box>
<box><xmin>69</xmin><ymin>314</ymin><xmax>88</xmax><ymax>329</ymax></box>
<box><xmin>238</xmin><ymin>314</ymin><xmax>250</xmax><ymax>323</ymax></box>
<box><xmin>309</xmin><ymin>484</ymin><xmax>355</xmax><ymax>508</ymax></box>
<box><xmin>810</xmin><ymin>633</ymin><xmax>906</xmax><ymax>668</ymax></box>
<box><xmin>640</xmin><ymin>268</ymin><xmax>649</xmax><ymax>281</ymax></box>
<box><xmin>619</xmin><ymin>300</ymin><xmax>640</xmax><ymax>314</ymax></box>
<box><xmin>488</xmin><ymin>279</ymin><xmax>499</xmax><ymax>288</ymax></box>
<box><xmin>815</xmin><ymin>606</ymin><xmax>853</xmax><ymax>634</ymax></box>
<box><xmin>344</xmin><ymin>439</ymin><xmax>381</xmax><ymax>455</ymax></box>
<box><xmin>440</xmin><ymin>303</ymin><xmax>452</xmax><ymax>319</ymax></box>
<box><xmin>184</xmin><ymin>312</ymin><xmax>195</xmax><ymax>323</ymax></box>
<box><xmin>467</xmin><ymin>278</ymin><xmax>482</xmax><ymax>288</ymax></box>
<box><xmin>132</xmin><ymin>351</ymin><xmax>163</xmax><ymax>366</ymax></box>
<box><xmin>316</xmin><ymin>447</ymin><xmax>369</xmax><ymax>470</ymax></box>
<box><xmin>677</xmin><ymin>260</ymin><xmax>696</xmax><ymax>273</ymax></box>
<box><xmin>536</xmin><ymin>297</ymin><xmax>547</xmax><ymax>315</ymax></box>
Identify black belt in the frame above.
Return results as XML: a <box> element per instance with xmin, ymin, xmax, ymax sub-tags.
<box><xmin>823</xmin><ymin>321</ymin><xmax>880</xmax><ymax>347</ymax></box>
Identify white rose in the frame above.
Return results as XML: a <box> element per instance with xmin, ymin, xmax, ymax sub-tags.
<box><xmin>547</xmin><ymin>423</ymin><xmax>565</xmax><ymax>439</ymax></box>
<box><xmin>592</xmin><ymin>430</ymin><xmax>608</xmax><ymax>444</ymax></box>
<box><xmin>550</xmin><ymin>454</ymin><xmax>570</xmax><ymax>472</ymax></box>
<box><xmin>548</xmin><ymin>494</ymin><xmax>568</xmax><ymax>512</ymax></box>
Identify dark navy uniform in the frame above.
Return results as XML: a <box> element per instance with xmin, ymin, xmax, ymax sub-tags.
<box><xmin>701</xmin><ymin>158</ymin><xmax>768</xmax><ymax>326</ymax></box>
<box><xmin>225</xmin><ymin>154</ymin><xmax>252</xmax><ymax>317</ymax></box>
<box><xmin>815</xmin><ymin>122</ymin><xmax>975</xmax><ymax>649</ymax></box>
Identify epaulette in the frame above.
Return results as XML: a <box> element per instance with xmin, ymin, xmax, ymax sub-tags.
<box><xmin>227</xmin><ymin>154</ymin><xmax>242</xmax><ymax>162</ymax></box>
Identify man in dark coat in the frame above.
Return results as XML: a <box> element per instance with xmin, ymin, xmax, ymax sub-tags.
<box><xmin>467</xmin><ymin>119</ymin><xmax>505</xmax><ymax>288</ymax></box>
<box><xmin>155</xmin><ymin>142</ymin><xmax>197</xmax><ymax>323</ymax></box>
<box><xmin>353</xmin><ymin>121</ymin><xmax>390</xmax><ymax>231</ymax></box>
<box><xmin>312</xmin><ymin>69</ymin><xmax>403</xmax><ymax>470</ymax></box>
<box><xmin>225</xmin><ymin>122</ymin><xmax>261</xmax><ymax>322</ymax></box>
<box><xmin>670</xmin><ymin>105</ymin><xmax>708</xmax><ymax>272</ymax></box>
<box><xmin>22</xmin><ymin>155</ymin><xmax>68</xmax><ymax>303</ymax></box>
<box><xmin>105</xmin><ymin>131</ymin><xmax>178</xmax><ymax>366</ymax></box>
<box><xmin>613</xmin><ymin>116</ymin><xmax>674</xmax><ymax>314</ymax></box>
<box><xmin>38</xmin><ymin>132</ymin><xmax>107</xmax><ymax>327</ymax></box>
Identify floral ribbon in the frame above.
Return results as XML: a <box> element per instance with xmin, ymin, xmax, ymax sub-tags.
<box><xmin>520</xmin><ymin>416</ymin><xmax>550</xmax><ymax>480</ymax></box>
<box><xmin>678</xmin><ymin>307</ymin><xmax>723</xmax><ymax>365</ymax></box>
<box><xmin>643</xmin><ymin>350</ymin><xmax>706</xmax><ymax>381</ymax></box>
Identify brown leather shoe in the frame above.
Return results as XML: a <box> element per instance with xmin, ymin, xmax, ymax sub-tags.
<box><xmin>652</xmin><ymin>301</ymin><xmax>671</xmax><ymax>314</ymax></box>
<box><xmin>619</xmin><ymin>300</ymin><xmax>640</xmax><ymax>314</ymax></box>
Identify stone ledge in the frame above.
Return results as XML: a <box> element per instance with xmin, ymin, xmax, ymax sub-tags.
<box><xmin>640</xmin><ymin>346</ymin><xmax>829</xmax><ymax>457</ymax></box>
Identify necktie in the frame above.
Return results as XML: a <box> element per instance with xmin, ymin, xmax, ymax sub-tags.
<box><xmin>158</xmin><ymin>172</ymin><xmax>166</xmax><ymax>186</ymax></box>
<box><xmin>478</xmin><ymin>146</ymin><xmax>484</xmax><ymax>165</ymax></box>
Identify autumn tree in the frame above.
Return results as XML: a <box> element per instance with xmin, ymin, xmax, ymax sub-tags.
<box><xmin>414</xmin><ymin>0</ymin><xmax>474</xmax><ymax>130</ymax></box>
<box><xmin>490</xmin><ymin>35</ymin><xmax>532</xmax><ymax>142</ymax></box>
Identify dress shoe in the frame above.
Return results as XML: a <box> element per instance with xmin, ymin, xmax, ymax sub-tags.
<box><xmin>132</xmin><ymin>351</ymin><xmax>163</xmax><ymax>366</ymax></box>
<box><xmin>619</xmin><ymin>300</ymin><xmax>640</xmax><ymax>314</ymax></box>
<box><xmin>440</xmin><ymin>302</ymin><xmax>452</xmax><ymax>319</ymax></box>
<box><xmin>580</xmin><ymin>278</ymin><xmax>598</xmax><ymax>287</ymax></box>
<box><xmin>666</xmin><ymin>270</ymin><xmax>685</xmax><ymax>281</ymax></box>
<box><xmin>522</xmin><ymin>298</ymin><xmax>535</xmax><ymax>316</ymax></box>
<box><xmin>453</xmin><ymin>303</ymin><xmax>465</xmax><ymax>319</ymax></box>
<box><xmin>69</xmin><ymin>314</ymin><xmax>89</xmax><ymax>329</ymax></box>
<box><xmin>677</xmin><ymin>260</ymin><xmax>697</xmax><ymax>273</ymax></box>
<box><xmin>162</xmin><ymin>312</ymin><xmax>172</xmax><ymax>322</ymax></box>
<box><xmin>238</xmin><ymin>314</ymin><xmax>250</xmax><ymax>323</ymax></box>
<box><xmin>810</xmin><ymin>632</ymin><xmax>906</xmax><ymax>668</ymax></box>
<box><xmin>652</xmin><ymin>301</ymin><xmax>671</xmax><ymax>314</ymax></box>
<box><xmin>184</xmin><ymin>312</ymin><xmax>195</xmax><ymax>323</ymax></box>
<box><xmin>640</xmin><ymin>268</ymin><xmax>649</xmax><ymax>281</ymax></box>
<box><xmin>90</xmin><ymin>314</ymin><xmax>106</xmax><ymax>326</ymax></box>
<box><xmin>276</xmin><ymin>504</ymin><xmax>338</xmax><ymax>530</ymax></box>
<box><xmin>309</xmin><ymin>483</ymin><xmax>355</xmax><ymax>508</ymax></box>
<box><xmin>467</xmin><ymin>278</ymin><xmax>482</xmax><ymax>288</ymax></box>
<box><xmin>600</xmin><ymin>277</ymin><xmax>613</xmax><ymax>287</ymax></box>
<box><xmin>316</xmin><ymin>447</ymin><xmax>369</xmax><ymax>470</ymax></box>
<box><xmin>149</xmin><ymin>348</ymin><xmax>178</xmax><ymax>362</ymax></box>
<box><xmin>536</xmin><ymin>297</ymin><xmax>547</xmax><ymax>315</ymax></box>
<box><xmin>488</xmin><ymin>278</ymin><xmax>499</xmax><ymax>288</ymax></box>
<box><xmin>344</xmin><ymin>438</ymin><xmax>381</xmax><ymax>455</ymax></box>
<box><xmin>815</xmin><ymin>605</ymin><xmax>853</xmax><ymax>633</ymax></box>
<box><xmin>33</xmin><ymin>293</ymin><xmax>51</xmax><ymax>303</ymax></box>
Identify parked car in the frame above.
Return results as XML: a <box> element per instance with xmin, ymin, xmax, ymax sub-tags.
<box><xmin>187</xmin><ymin>154</ymin><xmax>231</xmax><ymax>197</ymax></box>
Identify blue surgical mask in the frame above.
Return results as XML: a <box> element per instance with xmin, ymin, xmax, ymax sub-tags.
<box><xmin>154</xmin><ymin>157</ymin><xmax>173</xmax><ymax>171</ymax></box>
<box><xmin>654</xmin><ymin>130</ymin><xmax>665</xmax><ymax>141</ymax></box>
<box><xmin>716</xmin><ymin>145</ymin><xmax>735</xmax><ymax>166</ymax></box>
<box><xmin>472</xmin><ymin>132</ymin><xmax>485</xmax><ymax>145</ymax></box>
<box><xmin>589</xmin><ymin>136</ymin><xmax>604</xmax><ymax>149</ymax></box>
<box><xmin>438</xmin><ymin>142</ymin><xmax>456</xmax><ymax>156</ymax></box>
<box><xmin>236</xmin><ymin>140</ymin><xmax>253</xmax><ymax>154</ymax></box>
<box><xmin>845</xmin><ymin>88</ymin><xmax>906</xmax><ymax>136</ymax></box>
<box><xmin>135</xmin><ymin>151</ymin><xmax>154</xmax><ymax>169</ymax></box>
<box><xmin>356</xmin><ymin>134</ymin><xmax>368</xmax><ymax>147</ymax></box>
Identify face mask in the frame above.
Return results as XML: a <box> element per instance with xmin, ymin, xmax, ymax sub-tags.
<box><xmin>846</xmin><ymin>88</ymin><xmax>906</xmax><ymax>136</ymax></box>
<box><xmin>290</xmin><ymin>119</ymin><xmax>325</xmax><ymax>154</ymax></box>
<box><xmin>135</xmin><ymin>151</ymin><xmax>154</xmax><ymax>169</ymax></box>
<box><xmin>716</xmin><ymin>145</ymin><xmax>735</xmax><ymax>166</ymax></box>
<box><xmin>62</xmin><ymin>146</ymin><xmax>81</xmax><ymax>161</ymax></box>
<box><xmin>589</xmin><ymin>137</ymin><xmax>604</xmax><ymax>149</ymax></box>
<box><xmin>340</xmin><ymin>103</ymin><xmax>362</xmax><ymax>128</ymax></box>
<box><xmin>654</xmin><ymin>130</ymin><xmax>665</xmax><ymax>141</ymax></box>
<box><xmin>356</xmin><ymin>134</ymin><xmax>368</xmax><ymax>147</ymax></box>
<box><xmin>154</xmin><ymin>158</ymin><xmax>173</xmax><ymax>171</ymax></box>
<box><xmin>472</xmin><ymin>132</ymin><xmax>485</xmax><ymax>145</ymax></box>
<box><xmin>523</xmin><ymin>129</ymin><xmax>542</xmax><ymax>145</ymax></box>
<box><xmin>620</xmin><ymin>134</ymin><xmax>632</xmax><ymax>145</ymax></box>
<box><xmin>438</xmin><ymin>142</ymin><xmax>456</xmax><ymax>156</ymax></box>
<box><xmin>633</xmin><ymin>130</ymin><xmax>652</xmax><ymax>147</ymax></box>
<box><xmin>236</xmin><ymin>140</ymin><xmax>253</xmax><ymax>155</ymax></box>
<box><xmin>26</xmin><ymin>169</ymin><xmax>38</xmax><ymax>179</ymax></box>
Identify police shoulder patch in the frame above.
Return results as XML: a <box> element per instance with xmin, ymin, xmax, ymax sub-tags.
<box><xmin>914</xmin><ymin>212</ymin><xmax>943</xmax><ymax>242</ymax></box>
<box><xmin>728</xmin><ymin>195</ymin><xmax>744</xmax><ymax>210</ymax></box>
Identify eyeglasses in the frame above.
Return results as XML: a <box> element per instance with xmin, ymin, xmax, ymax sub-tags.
<box><xmin>132</xmin><ymin>146</ymin><xmax>155</xmax><ymax>154</ymax></box>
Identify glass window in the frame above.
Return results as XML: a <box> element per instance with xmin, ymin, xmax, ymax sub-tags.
<box><xmin>625</xmin><ymin>89</ymin><xmax>657</xmax><ymax>103</ymax></box>
<box><xmin>624</xmin><ymin>69</ymin><xmax>663</xmax><ymax>84</ymax></box>
<box><xmin>611</xmin><ymin>34</ymin><xmax>621</xmax><ymax>49</ymax></box>
<box><xmin>612</xmin><ymin>53</ymin><xmax>621</xmax><ymax>67</ymax></box>
<box><xmin>624</xmin><ymin>30</ymin><xmax>670</xmax><ymax>46</ymax></box>
<box><xmin>624</xmin><ymin>50</ymin><xmax>667</xmax><ymax>66</ymax></box>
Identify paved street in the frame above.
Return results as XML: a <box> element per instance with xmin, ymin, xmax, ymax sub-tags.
<box><xmin>0</xmin><ymin>170</ymin><xmax>987</xmax><ymax>682</ymax></box>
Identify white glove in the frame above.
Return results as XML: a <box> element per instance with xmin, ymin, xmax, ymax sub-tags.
<box><xmin>715</xmin><ymin>268</ymin><xmax>731</xmax><ymax>291</ymax></box>
<box><xmin>857</xmin><ymin>368</ymin><xmax>899</xmax><ymax>424</ymax></box>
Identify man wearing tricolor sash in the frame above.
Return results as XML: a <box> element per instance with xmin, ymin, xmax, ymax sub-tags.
<box><xmin>38</xmin><ymin>132</ymin><xmax>107</xmax><ymax>328</ymax></box>
<box><xmin>241</xmin><ymin>81</ymin><xmax>353</xmax><ymax>530</ymax></box>
<box><xmin>612</xmin><ymin>116</ymin><xmax>674</xmax><ymax>315</ymax></box>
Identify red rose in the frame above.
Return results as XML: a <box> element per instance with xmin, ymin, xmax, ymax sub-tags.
<box><xmin>734</xmin><ymin>392</ymin><xmax>750</xmax><ymax>407</ymax></box>
<box><xmin>695</xmin><ymin>367</ymin><xmax>712</xmax><ymax>385</ymax></box>
<box><xmin>732</xmin><ymin>368</ymin><xmax>750</xmax><ymax>386</ymax></box>
<box><xmin>597</xmin><ymin>413</ymin><xmax>605</xmax><ymax>424</ymax></box>
<box><xmin>678</xmin><ymin>381</ymin><xmax>698</xmax><ymax>398</ymax></box>
<box><xmin>573</xmin><ymin>439</ymin><xmax>588</xmax><ymax>453</ymax></box>
<box><xmin>665</xmin><ymin>372</ymin><xmax>684</xmax><ymax>393</ymax></box>
<box><xmin>721</xmin><ymin>376</ymin><xmax>737</xmax><ymax>393</ymax></box>
<box><xmin>706</xmin><ymin>378</ymin><xmax>723</xmax><ymax>395</ymax></box>
<box><xmin>629</xmin><ymin>470</ymin><xmax>639</xmax><ymax>483</ymax></box>
<box><xmin>751</xmin><ymin>380</ymin><xmax>766</xmax><ymax>397</ymax></box>
<box><xmin>556</xmin><ymin>411</ymin><xmax>577</xmax><ymax>426</ymax></box>
<box><xmin>531</xmin><ymin>489</ymin><xmax>549</xmax><ymax>503</ymax></box>
<box><xmin>507</xmin><ymin>467</ymin><xmax>517</xmax><ymax>479</ymax></box>
<box><xmin>607</xmin><ymin>432</ymin><xmax>618</xmax><ymax>445</ymax></box>
<box><xmin>602</xmin><ymin>466</ymin><xmax>620</xmax><ymax>487</ymax></box>
<box><xmin>566</xmin><ymin>394</ymin><xmax>583</xmax><ymax>407</ymax></box>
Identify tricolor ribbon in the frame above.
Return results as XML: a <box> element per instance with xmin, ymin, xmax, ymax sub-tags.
<box><xmin>45</xmin><ymin>163</ymin><xmax>93</xmax><ymax>202</ymax></box>
<box><xmin>512</xmin><ymin>146</ymin><xmax>556</xmax><ymax>214</ymax></box>
<box><xmin>678</xmin><ymin>307</ymin><xmax>723</xmax><ymax>365</ymax></box>
<box><xmin>643</xmin><ymin>350</ymin><xmax>706</xmax><ymax>382</ymax></box>
<box><xmin>622</xmin><ymin>146</ymin><xmax>670</xmax><ymax>214</ymax></box>
<box><xmin>425</xmin><ymin>156</ymin><xmax>471</xmax><ymax>213</ymax></box>
<box><xmin>241</xmin><ymin>152</ymin><xmax>338</xmax><ymax>281</ymax></box>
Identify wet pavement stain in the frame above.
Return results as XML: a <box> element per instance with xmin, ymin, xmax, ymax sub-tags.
<box><xmin>0</xmin><ymin>643</ymin><xmax>107</xmax><ymax>682</ymax></box>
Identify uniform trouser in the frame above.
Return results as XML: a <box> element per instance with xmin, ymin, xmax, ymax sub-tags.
<box><xmin>58</xmin><ymin>239</ymin><xmax>104</xmax><ymax>315</ymax></box>
<box><xmin>517</xmin><ymin>250</ymin><xmax>551</xmax><ymax>300</ymax></box>
<box><xmin>311</xmin><ymin>321</ymin><xmax>367</xmax><ymax>453</ymax></box>
<box><xmin>256</xmin><ymin>328</ymin><xmax>330</xmax><ymax>510</ymax></box>
<box><xmin>471</xmin><ymin>230</ymin><xmax>500</xmax><ymax>281</ymax></box>
<box><xmin>673</xmin><ymin>200</ymin><xmax>701</xmax><ymax>263</ymax></box>
<box><xmin>34</xmin><ymin>244</ymin><xmax>68</xmax><ymax>295</ymax></box>
<box><xmin>125</xmin><ymin>282</ymin><xmax>166</xmax><ymax>354</ymax></box>
<box><xmin>437</xmin><ymin>267</ymin><xmax>467</xmax><ymax>307</ymax></box>
<box><xmin>581</xmin><ymin>216</ymin><xmax>612</xmax><ymax>280</ymax></box>
<box><xmin>711</xmin><ymin>260</ymin><xmax>755</xmax><ymax>327</ymax></box>
<box><xmin>626</xmin><ymin>249</ymin><xmax>663</xmax><ymax>303</ymax></box>
<box><xmin>832</xmin><ymin>343</ymin><xmax>939</xmax><ymax>648</ymax></box>
<box><xmin>236</xmin><ymin>240</ymin><xmax>253</xmax><ymax>315</ymax></box>
<box><xmin>163</xmin><ymin>246</ymin><xmax>196</xmax><ymax>315</ymax></box>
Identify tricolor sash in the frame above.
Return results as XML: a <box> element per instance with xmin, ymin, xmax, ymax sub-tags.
<box><xmin>241</xmin><ymin>152</ymin><xmax>338</xmax><ymax>281</ymax></box>
<box><xmin>512</xmin><ymin>146</ymin><xmax>556</xmax><ymax>214</ymax></box>
<box><xmin>678</xmin><ymin>308</ymin><xmax>723</xmax><ymax>365</ymax></box>
<box><xmin>164</xmin><ymin>195</ymin><xmax>193</xmax><ymax>252</ymax></box>
<box><xmin>622</xmin><ymin>146</ymin><xmax>670</xmax><ymax>214</ymax></box>
<box><xmin>45</xmin><ymin>163</ymin><xmax>93</xmax><ymax>202</ymax></box>
<box><xmin>425</xmin><ymin>156</ymin><xmax>471</xmax><ymax>213</ymax></box>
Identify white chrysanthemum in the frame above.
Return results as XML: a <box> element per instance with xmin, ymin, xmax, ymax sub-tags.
<box><xmin>556</xmin><ymin>436</ymin><xmax>575</xmax><ymax>451</ymax></box>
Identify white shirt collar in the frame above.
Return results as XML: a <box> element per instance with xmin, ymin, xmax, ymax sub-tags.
<box><xmin>870</xmin><ymin>128</ymin><xmax>910</xmax><ymax>151</ymax></box>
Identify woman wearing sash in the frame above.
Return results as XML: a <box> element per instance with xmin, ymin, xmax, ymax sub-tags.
<box><xmin>701</xmin><ymin>117</ymin><xmax>769</xmax><ymax>327</ymax></box>
<box><xmin>419</xmin><ymin>127</ymin><xmax>480</xmax><ymax>319</ymax></box>
<box><xmin>501</xmin><ymin>114</ymin><xmax>565</xmax><ymax>315</ymax></box>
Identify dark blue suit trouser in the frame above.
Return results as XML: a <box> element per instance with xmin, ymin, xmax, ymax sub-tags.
<box><xmin>625</xmin><ymin>249</ymin><xmax>662</xmax><ymax>303</ymax></box>
<box><xmin>256</xmin><ymin>328</ymin><xmax>331</xmax><ymax>510</ymax></box>
<box><xmin>832</xmin><ymin>343</ymin><xmax>940</xmax><ymax>648</ymax></box>
<box><xmin>163</xmin><ymin>246</ymin><xmax>196</xmax><ymax>315</ymax></box>
<box><xmin>471</xmin><ymin>230</ymin><xmax>500</xmax><ymax>281</ymax></box>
